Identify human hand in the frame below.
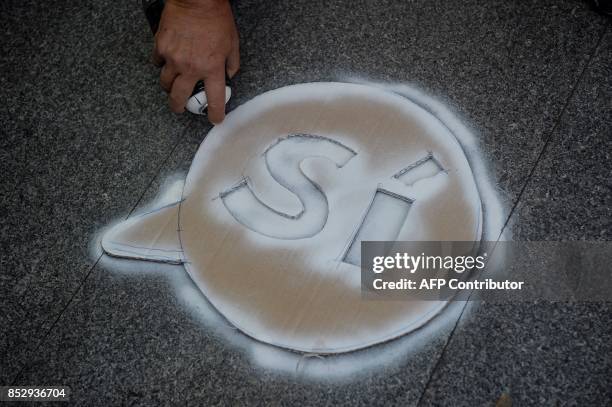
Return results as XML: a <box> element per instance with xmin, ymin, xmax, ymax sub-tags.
<box><xmin>153</xmin><ymin>0</ymin><xmax>239</xmax><ymax>123</ymax></box>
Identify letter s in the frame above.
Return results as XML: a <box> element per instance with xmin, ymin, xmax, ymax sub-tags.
<box><xmin>220</xmin><ymin>134</ymin><xmax>356</xmax><ymax>239</ymax></box>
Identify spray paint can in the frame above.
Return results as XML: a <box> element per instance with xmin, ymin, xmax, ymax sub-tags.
<box><xmin>142</xmin><ymin>0</ymin><xmax>232</xmax><ymax>115</ymax></box>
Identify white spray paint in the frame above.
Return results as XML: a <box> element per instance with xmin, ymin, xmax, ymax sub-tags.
<box><xmin>345</xmin><ymin>78</ymin><xmax>507</xmax><ymax>241</ymax></box>
<box><xmin>93</xmin><ymin>81</ymin><xmax>506</xmax><ymax>379</ymax></box>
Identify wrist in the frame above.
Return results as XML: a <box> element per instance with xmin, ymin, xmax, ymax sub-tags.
<box><xmin>167</xmin><ymin>0</ymin><xmax>228</xmax><ymax>12</ymax></box>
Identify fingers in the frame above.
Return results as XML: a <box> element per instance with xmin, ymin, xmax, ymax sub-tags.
<box><xmin>169</xmin><ymin>74</ymin><xmax>196</xmax><ymax>113</ymax></box>
<box><xmin>203</xmin><ymin>70</ymin><xmax>226</xmax><ymax>124</ymax></box>
<box><xmin>160</xmin><ymin>64</ymin><xmax>178</xmax><ymax>92</ymax></box>
<box><xmin>226</xmin><ymin>42</ymin><xmax>240</xmax><ymax>78</ymax></box>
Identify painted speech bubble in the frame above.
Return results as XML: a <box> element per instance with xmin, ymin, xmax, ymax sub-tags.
<box><xmin>102</xmin><ymin>82</ymin><xmax>484</xmax><ymax>354</ymax></box>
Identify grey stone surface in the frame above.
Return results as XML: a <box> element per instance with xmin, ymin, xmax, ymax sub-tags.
<box><xmin>419</xmin><ymin>31</ymin><xmax>612</xmax><ymax>406</ymax></box>
<box><xmin>0</xmin><ymin>0</ymin><xmax>262</xmax><ymax>384</ymax></box>
<box><xmin>420</xmin><ymin>301</ymin><xmax>612</xmax><ymax>406</ymax></box>
<box><xmin>2</xmin><ymin>0</ymin><xmax>610</xmax><ymax>405</ymax></box>
<box><xmin>0</xmin><ymin>0</ymin><xmax>183</xmax><ymax>384</ymax></box>
<box><xmin>511</xmin><ymin>35</ymin><xmax>612</xmax><ymax>242</ymax></box>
